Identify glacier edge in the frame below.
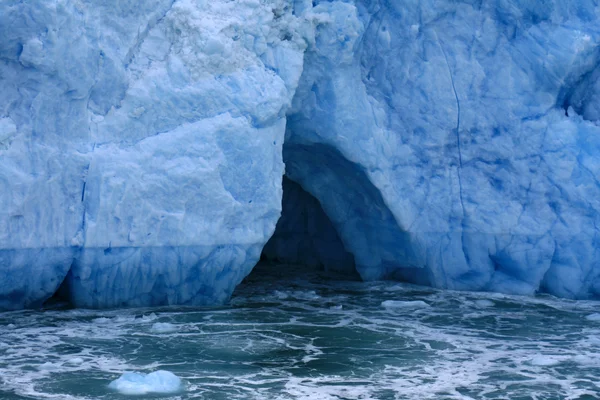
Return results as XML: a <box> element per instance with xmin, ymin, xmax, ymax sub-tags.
<box><xmin>1</xmin><ymin>0</ymin><xmax>600</xmax><ymax>309</ymax></box>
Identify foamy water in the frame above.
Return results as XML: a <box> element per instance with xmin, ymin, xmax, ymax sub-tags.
<box><xmin>0</xmin><ymin>263</ymin><xmax>599</xmax><ymax>399</ymax></box>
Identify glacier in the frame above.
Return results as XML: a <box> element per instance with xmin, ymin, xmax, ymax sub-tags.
<box><xmin>0</xmin><ymin>0</ymin><xmax>309</xmax><ymax>308</ymax></box>
<box><xmin>285</xmin><ymin>0</ymin><xmax>600</xmax><ymax>299</ymax></box>
<box><xmin>0</xmin><ymin>0</ymin><xmax>599</xmax><ymax>309</ymax></box>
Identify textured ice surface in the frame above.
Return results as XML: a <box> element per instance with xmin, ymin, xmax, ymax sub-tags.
<box><xmin>0</xmin><ymin>0</ymin><xmax>309</xmax><ymax>308</ymax></box>
<box><xmin>285</xmin><ymin>0</ymin><xmax>600</xmax><ymax>299</ymax></box>
<box><xmin>108</xmin><ymin>370</ymin><xmax>182</xmax><ymax>395</ymax></box>
<box><xmin>1</xmin><ymin>0</ymin><xmax>600</xmax><ymax>309</ymax></box>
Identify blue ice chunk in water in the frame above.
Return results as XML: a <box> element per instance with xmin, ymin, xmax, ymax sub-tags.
<box><xmin>108</xmin><ymin>370</ymin><xmax>182</xmax><ymax>395</ymax></box>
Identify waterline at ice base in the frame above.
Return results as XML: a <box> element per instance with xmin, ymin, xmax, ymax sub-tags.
<box><xmin>1</xmin><ymin>0</ymin><xmax>599</xmax><ymax>310</ymax></box>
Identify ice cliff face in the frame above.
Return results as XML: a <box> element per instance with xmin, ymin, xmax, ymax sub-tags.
<box><xmin>1</xmin><ymin>0</ymin><xmax>599</xmax><ymax>309</ymax></box>
<box><xmin>287</xmin><ymin>0</ymin><xmax>600</xmax><ymax>298</ymax></box>
<box><xmin>0</xmin><ymin>0</ymin><xmax>310</xmax><ymax>308</ymax></box>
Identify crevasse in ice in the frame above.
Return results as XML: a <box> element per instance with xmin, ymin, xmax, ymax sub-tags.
<box><xmin>1</xmin><ymin>0</ymin><xmax>599</xmax><ymax>309</ymax></box>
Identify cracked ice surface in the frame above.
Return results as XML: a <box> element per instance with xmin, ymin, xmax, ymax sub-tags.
<box><xmin>285</xmin><ymin>0</ymin><xmax>600</xmax><ymax>299</ymax></box>
<box><xmin>0</xmin><ymin>0</ymin><xmax>310</xmax><ymax>308</ymax></box>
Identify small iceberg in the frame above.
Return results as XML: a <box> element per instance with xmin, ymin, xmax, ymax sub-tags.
<box><xmin>151</xmin><ymin>322</ymin><xmax>178</xmax><ymax>333</ymax></box>
<box><xmin>381</xmin><ymin>300</ymin><xmax>430</xmax><ymax>310</ymax></box>
<box><xmin>474</xmin><ymin>299</ymin><xmax>495</xmax><ymax>308</ymax></box>
<box><xmin>585</xmin><ymin>313</ymin><xmax>600</xmax><ymax>322</ymax></box>
<box><xmin>108</xmin><ymin>370</ymin><xmax>183</xmax><ymax>395</ymax></box>
<box><xmin>529</xmin><ymin>355</ymin><xmax>561</xmax><ymax>367</ymax></box>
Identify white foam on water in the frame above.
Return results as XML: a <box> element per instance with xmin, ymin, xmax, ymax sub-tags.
<box><xmin>0</xmin><ymin>308</ymin><xmax>165</xmax><ymax>399</ymax></box>
<box><xmin>108</xmin><ymin>370</ymin><xmax>183</xmax><ymax>395</ymax></box>
<box><xmin>0</xmin><ymin>270</ymin><xmax>599</xmax><ymax>400</ymax></box>
<box><xmin>281</xmin><ymin>376</ymin><xmax>379</xmax><ymax>400</ymax></box>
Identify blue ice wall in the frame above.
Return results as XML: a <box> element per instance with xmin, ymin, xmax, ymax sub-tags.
<box><xmin>286</xmin><ymin>0</ymin><xmax>600</xmax><ymax>298</ymax></box>
<box><xmin>0</xmin><ymin>0</ymin><xmax>310</xmax><ymax>309</ymax></box>
<box><xmin>262</xmin><ymin>177</ymin><xmax>356</xmax><ymax>273</ymax></box>
<box><xmin>1</xmin><ymin>0</ymin><xmax>600</xmax><ymax>309</ymax></box>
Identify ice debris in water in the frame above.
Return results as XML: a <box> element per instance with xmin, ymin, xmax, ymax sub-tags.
<box><xmin>474</xmin><ymin>300</ymin><xmax>495</xmax><ymax>308</ymax></box>
<box><xmin>585</xmin><ymin>313</ymin><xmax>600</xmax><ymax>322</ymax></box>
<box><xmin>108</xmin><ymin>370</ymin><xmax>183</xmax><ymax>395</ymax></box>
<box><xmin>381</xmin><ymin>300</ymin><xmax>430</xmax><ymax>310</ymax></box>
<box><xmin>529</xmin><ymin>356</ymin><xmax>562</xmax><ymax>367</ymax></box>
<box><xmin>66</xmin><ymin>357</ymin><xmax>84</xmax><ymax>365</ymax></box>
<box><xmin>37</xmin><ymin>362</ymin><xmax>59</xmax><ymax>371</ymax></box>
<box><xmin>151</xmin><ymin>322</ymin><xmax>178</xmax><ymax>333</ymax></box>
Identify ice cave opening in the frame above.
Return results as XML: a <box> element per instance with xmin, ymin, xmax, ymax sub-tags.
<box><xmin>42</xmin><ymin>271</ymin><xmax>74</xmax><ymax>309</ymax></box>
<box><xmin>258</xmin><ymin>176</ymin><xmax>359</xmax><ymax>278</ymax></box>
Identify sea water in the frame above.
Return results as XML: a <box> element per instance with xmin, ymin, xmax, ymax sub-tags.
<box><xmin>0</xmin><ymin>263</ymin><xmax>599</xmax><ymax>399</ymax></box>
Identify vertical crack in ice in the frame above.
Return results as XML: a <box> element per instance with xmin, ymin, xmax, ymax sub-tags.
<box><xmin>434</xmin><ymin>30</ymin><xmax>464</xmax><ymax>211</ymax></box>
<box><xmin>434</xmin><ymin>29</ymin><xmax>469</xmax><ymax>271</ymax></box>
<box><xmin>80</xmin><ymin>142</ymin><xmax>96</xmax><ymax>248</ymax></box>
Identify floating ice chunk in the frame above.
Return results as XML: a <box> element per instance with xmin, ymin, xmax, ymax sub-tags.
<box><xmin>585</xmin><ymin>313</ymin><xmax>600</xmax><ymax>321</ymax></box>
<box><xmin>66</xmin><ymin>357</ymin><xmax>84</xmax><ymax>365</ymax></box>
<box><xmin>292</xmin><ymin>290</ymin><xmax>320</xmax><ymax>300</ymax></box>
<box><xmin>530</xmin><ymin>356</ymin><xmax>561</xmax><ymax>366</ymax></box>
<box><xmin>141</xmin><ymin>313</ymin><xmax>158</xmax><ymax>322</ymax></box>
<box><xmin>151</xmin><ymin>322</ymin><xmax>178</xmax><ymax>333</ymax></box>
<box><xmin>38</xmin><ymin>362</ymin><xmax>59</xmax><ymax>371</ymax></box>
<box><xmin>274</xmin><ymin>290</ymin><xmax>320</xmax><ymax>300</ymax></box>
<box><xmin>572</xmin><ymin>355</ymin><xmax>598</xmax><ymax>366</ymax></box>
<box><xmin>274</xmin><ymin>290</ymin><xmax>289</xmax><ymax>300</ymax></box>
<box><xmin>381</xmin><ymin>300</ymin><xmax>430</xmax><ymax>310</ymax></box>
<box><xmin>474</xmin><ymin>300</ymin><xmax>495</xmax><ymax>308</ymax></box>
<box><xmin>108</xmin><ymin>370</ymin><xmax>183</xmax><ymax>395</ymax></box>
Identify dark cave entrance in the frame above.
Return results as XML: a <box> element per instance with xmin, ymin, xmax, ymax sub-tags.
<box><xmin>255</xmin><ymin>176</ymin><xmax>360</xmax><ymax>279</ymax></box>
<box><xmin>42</xmin><ymin>268</ymin><xmax>74</xmax><ymax>309</ymax></box>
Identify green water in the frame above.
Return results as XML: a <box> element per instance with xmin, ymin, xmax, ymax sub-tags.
<box><xmin>0</xmin><ymin>263</ymin><xmax>599</xmax><ymax>399</ymax></box>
